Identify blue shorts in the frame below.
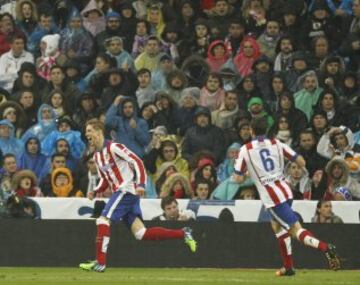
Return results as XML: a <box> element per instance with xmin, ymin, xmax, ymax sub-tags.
<box><xmin>268</xmin><ymin>200</ymin><xmax>298</xmax><ymax>230</ymax></box>
<box><xmin>101</xmin><ymin>191</ymin><xmax>143</xmax><ymax>228</ymax></box>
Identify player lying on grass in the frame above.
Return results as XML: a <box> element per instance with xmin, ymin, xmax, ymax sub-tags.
<box><xmin>79</xmin><ymin>119</ymin><xmax>197</xmax><ymax>272</ymax></box>
<box><xmin>232</xmin><ymin>117</ymin><xmax>341</xmax><ymax>276</ymax></box>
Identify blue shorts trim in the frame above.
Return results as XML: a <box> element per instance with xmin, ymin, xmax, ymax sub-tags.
<box><xmin>101</xmin><ymin>191</ymin><xmax>143</xmax><ymax>228</ymax></box>
<box><xmin>268</xmin><ymin>200</ymin><xmax>298</xmax><ymax>230</ymax></box>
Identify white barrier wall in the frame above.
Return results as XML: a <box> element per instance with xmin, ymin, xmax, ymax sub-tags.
<box><xmin>29</xmin><ymin>198</ymin><xmax>360</xmax><ymax>224</ymax></box>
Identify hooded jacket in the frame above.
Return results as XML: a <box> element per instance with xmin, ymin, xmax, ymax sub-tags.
<box><xmin>81</xmin><ymin>0</ymin><xmax>106</xmax><ymax>37</ymax></box>
<box><xmin>105</xmin><ymin>97</ymin><xmax>150</xmax><ymax>158</ymax></box>
<box><xmin>285</xmin><ymin>162</ymin><xmax>312</xmax><ymax>200</ymax></box>
<box><xmin>206</xmin><ymin>40</ymin><xmax>229</xmax><ymax>72</ymax></box>
<box><xmin>11</xmin><ymin>169</ymin><xmax>41</xmax><ymax>197</ymax></box>
<box><xmin>294</xmin><ymin>71</ymin><xmax>324</xmax><ymax>121</ymax></box>
<box><xmin>21</xmin><ymin>104</ymin><xmax>57</xmax><ymax>143</ymax></box>
<box><xmin>182</xmin><ymin>107</ymin><xmax>225</xmax><ymax>165</ymax></box>
<box><xmin>50</xmin><ymin>167</ymin><xmax>83</xmax><ymax>197</ymax></box>
<box><xmin>0</xmin><ymin>119</ymin><xmax>24</xmax><ymax>158</ymax></box>
<box><xmin>325</xmin><ymin>157</ymin><xmax>360</xmax><ymax>200</ymax></box>
<box><xmin>159</xmin><ymin>172</ymin><xmax>193</xmax><ymax>199</ymax></box>
<box><xmin>18</xmin><ymin>135</ymin><xmax>49</xmax><ymax>181</ymax></box>
<box><xmin>217</xmin><ymin>143</ymin><xmax>241</xmax><ymax>183</ymax></box>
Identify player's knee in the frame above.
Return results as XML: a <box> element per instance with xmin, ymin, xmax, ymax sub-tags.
<box><xmin>96</xmin><ymin>217</ymin><xmax>110</xmax><ymax>226</ymax></box>
<box><xmin>134</xmin><ymin>228</ymin><xmax>146</xmax><ymax>240</ymax></box>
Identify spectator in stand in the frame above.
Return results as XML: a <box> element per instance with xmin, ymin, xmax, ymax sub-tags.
<box><xmin>145</xmin><ymin>135</ymin><xmax>189</xmax><ymax>180</ymax></box>
<box><xmin>152</xmin><ymin>54</ymin><xmax>176</xmax><ymax>90</ymax></box>
<box><xmin>224</xmin><ymin>18</ymin><xmax>245</xmax><ymax>57</ymax></box>
<box><xmin>147</xmin><ymin>4</ymin><xmax>166</xmax><ymax>38</ymax></box>
<box><xmin>84</xmin><ymin>53</ymin><xmax>114</xmax><ymax>94</ymax></box>
<box><xmin>176</xmin><ymin>87</ymin><xmax>200</xmax><ymax>136</ymax></box>
<box><xmin>207</xmin><ymin>0</ymin><xmax>235</xmax><ymax>39</ymax></box>
<box><xmin>193</xmin><ymin>178</ymin><xmax>212</xmax><ymax>200</ymax></box>
<box><xmin>50</xmin><ymin>167</ymin><xmax>83</xmax><ymax>197</ymax></box>
<box><xmin>104</xmin><ymin>36</ymin><xmax>135</xmax><ymax>72</ymax></box>
<box><xmin>0</xmin><ymin>153</ymin><xmax>19</xmax><ymax>199</ymax></box>
<box><xmin>39</xmin><ymin>153</ymin><xmax>66</xmax><ymax>196</ymax></box>
<box><xmin>0</xmin><ymin>120</ymin><xmax>24</xmax><ymax>158</ymax></box>
<box><xmin>247</xmin><ymin>97</ymin><xmax>274</xmax><ymax>130</ymax></box>
<box><xmin>199</xmin><ymin>72</ymin><xmax>225</xmax><ymax>112</ymax></box>
<box><xmin>315</xmin><ymin>89</ymin><xmax>345</xmax><ymax>127</ymax></box>
<box><xmin>63</xmin><ymin>60</ymin><xmax>87</xmax><ymax>93</ymax></box>
<box><xmin>276</xmin><ymin>93</ymin><xmax>308</xmax><ymax>141</ymax></box>
<box><xmin>182</xmin><ymin>106</ymin><xmax>225</xmax><ymax>165</ymax></box>
<box><xmin>285</xmin><ymin>51</ymin><xmax>311</xmax><ymax>94</ymax></box>
<box><xmin>294</xmin><ymin>71</ymin><xmax>324</xmax><ymax>122</ymax></box>
<box><xmin>15</xmin><ymin>89</ymin><xmax>37</xmax><ymax>130</ymax></box>
<box><xmin>95</xmin><ymin>11</ymin><xmax>123</xmax><ymax>54</ymax></box>
<box><xmin>285</xmin><ymin>162</ymin><xmax>312</xmax><ymax>200</ymax></box>
<box><xmin>135</xmin><ymin>36</ymin><xmax>165</xmax><ymax>72</ymax></box>
<box><xmin>211</xmin><ymin>90</ymin><xmax>239</xmax><ymax>130</ymax></box>
<box><xmin>80</xmin><ymin>0</ymin><xmax>105</xmax><ymax>37</ymax></box>
<box><xmin>231</xmin><ymin>36</ymin><xmax>261</xmax><ymax>78</ymax></box>
<box><xmin>105</xmin><ymin>95</ymin><xmax>150</xmax><ymax>158</ymax></box>
<box><xmin>257</xmin><ymin>20</ymin><xmax>281</xmax><ymax>61</ymax></box>
<box><xmin>0</xmin><ymin>34</ymin><xmax>34</xmax><ymax>92</ymax></box>
<box><xmin>0</xmin><ymin>12</ymin><xmax>26</xmax><ymax>56</ymax></box>
<box><xmin>274</xmin><ymin>36</ymin><xmax>294</xmax><ymax>72</ymax></box>
<box><xmin>339</xmin><ymin>0</ymin><xmax>360</xmax><ymax>71</ymax></box>
<box><xmin>189</xmin><ymin>19</ymin><xmax>211</xmax><ymax>59</ymax></box>
<box><xmin>136</xmin><ymin>68</ymin><xmax>155</xmax><ymax>108</ymax></box>
<box><xmin>325</xmin><ymin>157</ymin><xmax>360</xmax><ymax>200</ymax></box>
<box><xmin>297</xmin><ymin>129</ymin><xmax>329</xmax><ymax>178</ymax></box>
<box><xmin>309</xmin><ymin>36</ymin><xmax>331</xmax><ymax>70</ymax></box>
<box><xmin>21</xmin><ymin>104</ymin><xmax>57</xmax><ymax>144</ymax></box>
<box><xmin>100</xmin><ymin>68</ymin><xmax>136</xmax><ymax>110</ymax></box>
<box><xmin>152</xmin><ymin>196</ymin><xmax>196</xmax><ymax>221</ymax></box>
<box><xmin>42</xmin><ymin>65</ymin><xmax>80</xmax><ymax>115</ymax></box>
<box><xmin>252</xmin><ymin>55</ymin><xmax>274</xmax><ymax>109</ymax></box>
<box><xmin>311</xmin><ymin>200</ymin><xmax>344</xmax><ymax>223</ymax></box>
<box><xmin>132</xmin><ymin>19</ymin><xmax>150</xmax><ymax>58</ymax></box>
<box><xmin>27</xmin><ymin>11</ymin><xmax>58</xmax><ymax>58</ymax></box>
<box><xmin>310</xmin><ymin>109</ymin><xmax>329</xmax><ymax>142</ymax></box>
<box><xmin>0</xmin><ymin>101</ymin><xmax>27</xmax><ymax>138</ymax></box>
<box><xmin>36</xmin><ymin>34</ymin><xmax>65</xmax><ymax>81</ymax></box>
<box><xmin>165</xmin><ymin>69</ymin><xmax>188</xmax><ymax>104</ymax></box>
<box><xmin>191</xmin><ymin>158</ymin><xmax>217</xmax><ymax>194</ymax></box>
<box><xmin>12</xmin><ymin>62</ymin><xmax>46</xmax><ymax>105</ymax></box>
<box><xmin>152</xmin><ymin>91</ymin><xmax>179</xmax><ymax>135</ymax></box>
<box><xmin>217</xmin><ymin>142</ymin><xmax>241</xmax><ymax>183</ymax></box>
<box><xmin>206</xmin><ymin>40</ymin><xmax>229</xmax><ymax>72</ymax></box>
<box><xmin>317</xmin><ymin>56</ymin><xmax>346</xmax><ymax>95</ymax></box>
<box><xmin>72</xmin><ymin>90</ymin><xmax>100</xmax><ymax>130</ymax></box>
<box><xmin>18</xmin><ymin>135</ymin><xmax>49</xmax><ymax>181</ymax></box>
<box><xmin>159</xmin><ymin>171</ymin><xmax>193</xmax><ymax>199</ymax></box>
<box><xmin>59</xmin><ymin>8</ymin><xmax>94</xmax><ymax>75</ymax></box>
<box><xmin>270</xmin><ymin>115</ymin><xmax>295</xmax><ymax>147</ymax></box>
<box><xmin>12</xmin><ymin>169</ymin><xmax>42</xmax><ymax>197</ymax></box>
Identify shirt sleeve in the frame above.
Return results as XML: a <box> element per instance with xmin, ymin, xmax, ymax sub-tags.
<box><xmin>94</xmin><ymin>153</ymin><xmax>110</xmax><ymax>193</ymax></box>
<box><xmin>234</xmin><ymin>146</ymin><xmax>247</xmax><ymax>175</ymax></box>
<box><xmin>111</xmin><ymin>143</ymin><xmax>147</xmax><ymax>187</ymax></box>
<box><xmin>279</xmin><ymin>141</ymin><xmax>298</xmax><ymax>162</ymax></box>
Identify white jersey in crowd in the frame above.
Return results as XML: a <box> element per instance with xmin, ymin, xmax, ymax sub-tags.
<box><xmin>234</xmin><ymin>136</ymin><xmax>298</xmax><ymax>208</ymax></box>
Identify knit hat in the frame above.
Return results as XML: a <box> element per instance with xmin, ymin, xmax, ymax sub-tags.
<box><xmin>41</xmin><ymin>34</ymin><xmax>60</xmax><ymax>57</ymax></box>
<box><xmin>247</xmin><ymin>97</ymin><xmax>263</xmax><ymax>109</ymax></box>
<box><xmin>197</xmin><ymin>158</ymin><xmax>214</xmax><ymax>169</ymax></box>
<box><xmin>106</xmin><ymin>10</ymin><xmax>121</xmax><ymax>20</ymax></box>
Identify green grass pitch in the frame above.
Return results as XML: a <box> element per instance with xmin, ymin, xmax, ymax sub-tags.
<box><xmin>0</xmin><ymin>268</ymin><xmax>359</xmax><ymax>285</ymax></box>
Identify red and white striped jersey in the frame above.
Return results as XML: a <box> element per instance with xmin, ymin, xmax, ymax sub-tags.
<box><xmin>93</xmin><ymin>141</ymin><xmax>147</xmax><ymax>194</ymax></box>
<box><xmin>234</xmin><ymin>137</ymin><xmax>298</xmax><ymax>208</ymax></box>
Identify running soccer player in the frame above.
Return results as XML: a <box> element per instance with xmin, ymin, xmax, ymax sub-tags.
<box><xmin>79</xmin><ymin>119</ymin><xmax>197</xmax><ymax>272</ymax></box>
<box><xmin>233</xmin><ymin>117</ymin><xmax>340</xmax><ymax>276</ymax></box>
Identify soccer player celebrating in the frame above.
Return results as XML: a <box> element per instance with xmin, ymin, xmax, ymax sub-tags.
<box><xmin>233</xmin><ymin>117</ymin><xmax>340</xmax><ymax>276</ymax></box>
<box><xmin>79</xmin><ymin>119</ymin><xmax>197</xmax><ymax>272</ymax></box>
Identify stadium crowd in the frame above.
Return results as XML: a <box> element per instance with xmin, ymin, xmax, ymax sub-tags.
<box><xmin>0</xmin><ymin>0</ymin><xmax>359</xmax><ymax>208</ymax></box>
